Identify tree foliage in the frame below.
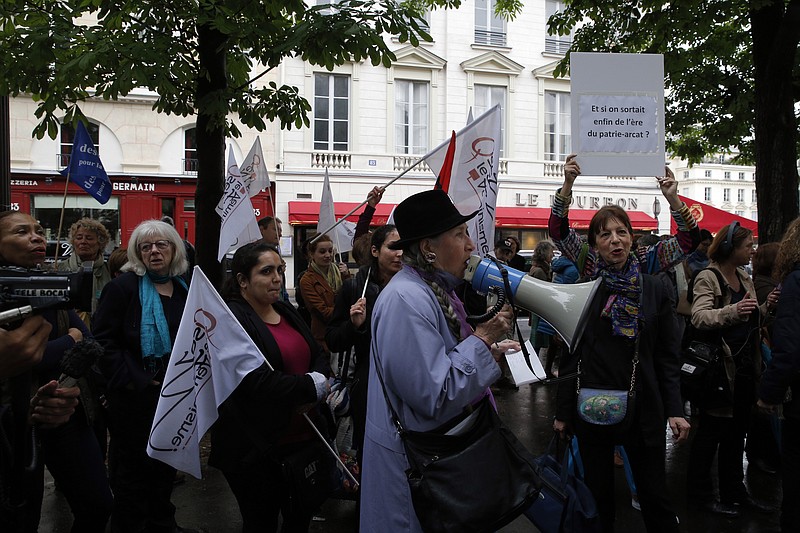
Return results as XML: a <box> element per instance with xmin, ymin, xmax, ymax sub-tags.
<box><xmin>548</xmin><ymin>0</ymin><xmax>800</xmax><ymax>242</ymax></box>
<box><xmin>0</xmin><ymin>0</ymin><xmax>520</xmax><ymax>284</ymax></box>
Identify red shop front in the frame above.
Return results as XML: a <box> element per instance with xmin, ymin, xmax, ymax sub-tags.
<box><xmin>10</xmin><ymin>173</ymin><xmax>275</xmax><ymax>248</ymax></box>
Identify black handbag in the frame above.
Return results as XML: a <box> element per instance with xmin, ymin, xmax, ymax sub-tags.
<box><xmin>524</xmin><ymin>436</ymin><xmax>601</xmax><ymax>533</ymax></box>
<box><xmin>279</xmin><ymin>440</ymin><xmax>338</xmax><ymax>516</ymax></box>
<box><xmin>374</xmin><ymin>357</ymin><xmax>541</xmax><ymax>533</ymax></box>
<box><xmin>680</xmin><ymin>331</ymin><xmax>732</xmax><ymax>410</ymax></box>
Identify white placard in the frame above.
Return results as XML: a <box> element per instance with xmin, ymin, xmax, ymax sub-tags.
<box><xmin>570</xmin><ymin>52</ymin><xmax>665</xmax><ymax>177</ymax></box>
<box><xmin>505</xmin><ymin>340</ymin><xmax>547</xmax><ymax>386</ymax></box>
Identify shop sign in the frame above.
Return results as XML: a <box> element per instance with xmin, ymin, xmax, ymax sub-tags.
<box><xmin>513</xmin><ymin>191</ymin><xmax>638</xmax><ymax>210</ymax></box>
<box><xmin>113</xmin><ymin>182</ymin><xmax>156</xmax><ymax>192</ymax></box>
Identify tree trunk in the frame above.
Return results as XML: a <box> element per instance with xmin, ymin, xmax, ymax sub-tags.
<box><xmin>751</xmin><ymin>0</ymin><xmax>800</xmax><ymax>243</ymax></box>
<box><xmin>195</xmin><ymin>23</ymin><xmax>228</xmax><ymax>288</ymax></box>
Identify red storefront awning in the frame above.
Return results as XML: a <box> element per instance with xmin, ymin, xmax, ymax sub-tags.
<box><xmin>671</xmin><ymin>195</ymin><xmax>758</xmax><ymax>238</ymax></box>
<box><xmin>289</xmin><ymin>201</ymin><xmax>658</xmax><ymax>231</ymax></box>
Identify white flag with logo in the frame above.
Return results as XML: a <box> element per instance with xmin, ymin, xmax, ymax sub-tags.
<box><xmin>240</xmin><ymin>137</ymin><xmax>271</xmax><ymax>198</ymax></box>
<box><xmin>424</xmin><ymin>105</ymin><xmax>501</xmax><ymax>257</ymax></box>
<box><xmin>317</xmin><ymin>168</ymin><xmax>356</xmax><ymax>253</ymax></box>
<box><xmin>146</xmin><ymin>266</ymin><xmax>265</xmax><ymax>478</ymax></box>
<box><xmin>216</xmin><ymin>149</ymin><xmax>262</xmax><ymax>261</ymax></box>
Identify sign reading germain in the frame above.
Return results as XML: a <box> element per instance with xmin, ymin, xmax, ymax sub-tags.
<box><xmin>514</xmin><ymin>192</ymin><xmax>639</xmax><ymax>210</ymax></box>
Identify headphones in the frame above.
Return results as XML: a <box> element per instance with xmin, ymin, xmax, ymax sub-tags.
<box><xmin>720</xmin><ymin>221</ymin><xmax>740</xmax><ymax>256</ymax></box>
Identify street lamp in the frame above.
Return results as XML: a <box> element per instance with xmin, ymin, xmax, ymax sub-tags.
<box><xmin>653</xmin><ymin>197</ymin><xmax>661</xmax><ymax>234</ymax></box>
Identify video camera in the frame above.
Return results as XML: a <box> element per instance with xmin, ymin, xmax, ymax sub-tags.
<box><xmin>0</xmin><ymin>265</ymin><xmax>93</xmax><ymax>326</ymax></box>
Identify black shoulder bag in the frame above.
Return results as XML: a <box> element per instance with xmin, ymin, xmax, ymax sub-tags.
<box><xmin>680</xmin><ymin>267</ymin><xmax>733</xmax><ymax>409</ymax></box>
<box><xmin>373</xmin><ymin>354</ymin><xmax>541</xmax><ymax>533</ymax></box>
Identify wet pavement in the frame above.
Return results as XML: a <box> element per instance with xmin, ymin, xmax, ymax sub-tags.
<box><xmin>40</xmin><ymin>319</ymin><xmax>783</xmax><ymax>532</ymax></box>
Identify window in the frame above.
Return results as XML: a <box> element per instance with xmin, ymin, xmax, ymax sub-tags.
<box><xmin>704</xmin><ymin>170</ymin><xmax>712</xmax><ymax>178</ymax></box>
<box><xmin>475</xmin><ymin>84</ymin><xmax>507</xmax><ymax>156</ymax></box>
<box><xmin>751</xmin><ymin>211</ymin><xmax>758</xmax><ymax>220</ymax></box>
<box><xmin>544</xmin><ymin>90</ymin><xmax>570</xmax><ymax>161</ymax></box>
<box><xmin>724</xmin><ymin>171</ymin><xmax>731</xmax><ymax>180</ymax></box>
<box><xmin>735</xmin><ymin>210</ymin><xmax>744</xmax><ymax>216</ymax></box>
<box><xmin>184</xmin><ymin>128</ymin><xmax>197</xmax><ymax>173</ymax></box>
<box><xmin>739</xmin><ymin>172</ymin><xmax>745</xmax><ymax>180</ymax></box>
<box><xmin>60</xmin><ymin>122</ymin><xmax>100</xmax><ymax>167</ymax></box>
<box><xmin>545</xmin><ymin>0</ymin><xmax>572</xmax><ymax>54</ymax></box>
<box><xmin>682</xmin><ymin>188</ymin><xmax>688</xmax><ymax>196</ymax></box>
<box><xmin>723</xmin><ymin>188</ymin><xmax>730</xmax><ymax>202</ymax></box>
<box><xmin>683</xmin><ymin>171</ymin><xmax>689</xmax><ymax>179</ymax></box>
<box><xmin>704</xmin><ymin>187</ymin><xmax>712</xmax><ymax>201</ymax></box>
<box><xmin>737</xmin><ymin>189</ymin><xmax>744</xmax><ymax>202</ymax></box>
<box><xmin>314</xmin><ymin>73</ymin><xmax>349</xmax><ymax>151</ymax></box>
<box><xmin>475</xmin><ymin>0</ymin><xmax>506</xmax><ymax>46</ymax></box>
<box><xmin>395</xmin><ymin>80</ymin><xmax>429</xmax><ymax>155</ymax></box>
<box><xmin>752</xmin><ymin>172</ymin><xmax>756</xmax><ymax>180</ymax></box>
<box><xmin>752</xmin><ymin>190</ymin><xmax>757</xmax><ymax>203</ymax></box>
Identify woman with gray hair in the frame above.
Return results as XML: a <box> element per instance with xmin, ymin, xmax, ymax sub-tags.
<box><xmin>92</xmin><ymin>220</ymin><xmax>197</xmax><ymax>533</ymax></box>
<box><xmin>58</xmin><ymin>217</ymin><xmax>112</xmax><ymax>323</ymax></box>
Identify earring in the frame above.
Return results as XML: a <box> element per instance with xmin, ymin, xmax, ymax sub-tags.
<box><xmin>424</xmin><ymin>252</ymin><xmax>437</xmax><ymax>264</ymax></box>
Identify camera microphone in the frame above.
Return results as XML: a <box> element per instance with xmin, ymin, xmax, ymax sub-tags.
<box><xmin>58</xmin><ymin>339</ymin><xmax>103</xmax><ymax>388</ymax></box>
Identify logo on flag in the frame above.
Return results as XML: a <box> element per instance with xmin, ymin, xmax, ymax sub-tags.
<box><xmin>425</xmin><ymin>105</ymin><xmax>501</xmax><ymax>256</ymax></box>
<box><xmin>147</xmin><ymin>267</ymin><xmax>264</xmax><ymax>478</ymax></box>
<box><xmin>216</xmin><ymin>149</ymin><xmax>262</xmax><ymax>261</ymax></box>
<box><xmin>59</xmin><ymin>121</ymin><xmax>112</xmax><ymax>204</ymax></box>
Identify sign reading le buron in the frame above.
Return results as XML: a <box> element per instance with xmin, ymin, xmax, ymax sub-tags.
<box><xmin>570</xmin><ymin>52</ymin><xmax>665</xmax><ymax>177</ymax></box>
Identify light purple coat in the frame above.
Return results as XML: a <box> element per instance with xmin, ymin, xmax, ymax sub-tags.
<box><xmin>359</xmin><ymin>266</ymin><xmax>501</xmax><ymax>531</ymax></box>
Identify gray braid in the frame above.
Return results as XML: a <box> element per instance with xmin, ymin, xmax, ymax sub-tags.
<box><xmin>403</xmin><ymin>242</ymin><xmax>463</xmax><ymax>342</ymax></box>
<box><xmin>427</xmin><ymin>279</ymin><xmax>463</xmax><ymax>342</ymax></box>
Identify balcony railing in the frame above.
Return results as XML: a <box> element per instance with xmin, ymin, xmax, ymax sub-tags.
<box><xmin>543</xmin><ymin>161</ymin><xmax>564</xmax><ymax>178</ymax></box>
<box><xmin>544</xmin><ymin>38</ymin><xmax>571</xmax><ymax>55</ymax></box>
<box><xmin>474</xmin><ymin>29</ymin><xmax>506</xmax><ymax>47</ymax></box>
<box><xmin>311</xmin><ymin>151</ymin><xmax>351</xmax><ymax>169</ymax></box>
<box><xmin>393</xmin><ymin>155</ymin><xmax>431</xmax><ymax>173</ymax></box>
<box><xmin>183</xmin><ymin>158</ymin><xmax>198</xmax><ymax>175</ymax></box>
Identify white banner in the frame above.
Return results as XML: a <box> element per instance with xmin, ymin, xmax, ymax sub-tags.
<box><xmin>317</xmin><ymin>168</ymin><xmax>356</xmax><ymax>254</ymax></box>
<box><xmin>146</xmin><ymin>267</ymin><xmax>265</xmax><ymax>478</ymax></box>
<box><xmin>215</xmin><ymin>149</ymin><xmax>262</xmax><ymax>261</ymax></box>
<box><xmin>240</xmin><ymin>137</ymin><xmax>271</xmax><ymax>198</ymax></box>
<box><xmin>425</xmin><ymin>105</ymin><xmax>501</xmax><ymax>256</ymax></box>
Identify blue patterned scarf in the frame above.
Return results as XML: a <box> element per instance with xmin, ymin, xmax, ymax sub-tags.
<box><xmin>595</xmin><ymin>254</ymin><xmax>641</xmax><ymax>338</ymax></box>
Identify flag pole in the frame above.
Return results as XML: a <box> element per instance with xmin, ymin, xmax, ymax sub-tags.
<box><xmin>53</xmin><ymin>174</ymin><xmax>71</xmax><ymax>268</ymax></box>
<box><xmin>311</xmin><ymin>152</ymin><xmax>433</xmax><ymax>244</ymax></box>
<box><xmin>256</xmin><ymin>357</ymin><xmax>359</xmax><ymax>487</ymax></box>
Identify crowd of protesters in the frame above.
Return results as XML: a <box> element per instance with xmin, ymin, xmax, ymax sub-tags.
<box><xmin>1</xmin><ymin>158</ymin><xmax>798</xmax><ymax>533</ymax></box>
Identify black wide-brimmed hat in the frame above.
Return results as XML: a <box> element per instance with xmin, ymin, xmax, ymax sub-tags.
<box><xmin>389</xmin><ymin>189</ymin><xmax>479</xmax><ymax>250</ymax></box>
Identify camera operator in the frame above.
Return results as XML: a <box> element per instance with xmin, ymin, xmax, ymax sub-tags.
<box><xmin>0</xmin><ymin>211</ymin><xmax>111</xmax><ymax>532</ymax></box>
<box><xmin>0</xmin><ymin>315</ymin><xmax>50</xmax><ymax>379</ymax></box>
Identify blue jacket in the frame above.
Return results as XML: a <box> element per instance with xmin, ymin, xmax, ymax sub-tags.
<box><xmin>537</xmin><ymin>256</ymin><xmax>579</xmax><ymax>336</ymax></box>
<box><xmin>759</xmin><ymin>265</ymin><xmax>800</xmax><ymax>420</ymax></box>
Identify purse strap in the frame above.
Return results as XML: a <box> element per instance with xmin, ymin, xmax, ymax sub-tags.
<box><xmin>372</xmin><ymin>348</ymin><xmax>408</xmax><ymax>436</ymax></box>
<box><xmin>576</xmin><ymin>334</ymin><xmax>640</xmax><ymax>398</ymax></box>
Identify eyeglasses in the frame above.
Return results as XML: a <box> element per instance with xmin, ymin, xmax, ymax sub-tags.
<box><xmin>139</xmin><ymin>240</ymin><xmax>171</xmax><ymax>254</ymax></box>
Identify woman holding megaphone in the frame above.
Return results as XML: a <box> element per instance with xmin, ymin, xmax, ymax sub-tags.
<box><xmin>550</xmin><ymin>156</ymin><xmax>692</xmax><ymax>533</ymax></box>
<box><xmin>360</xmin><ymin>189</ymin><xmax>522</xmax><ymax>531</ymax></box>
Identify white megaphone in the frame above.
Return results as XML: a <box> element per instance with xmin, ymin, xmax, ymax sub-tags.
<box><xmin>464</xmin><ymin>255</ymin><xmax>601</xmax><ymax>353</ymax></box>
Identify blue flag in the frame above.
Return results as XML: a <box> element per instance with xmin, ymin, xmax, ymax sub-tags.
<box><xmin>59</xmin><ymin>121</ymin><xmax>112</xmax><ymax>204</ymax></box>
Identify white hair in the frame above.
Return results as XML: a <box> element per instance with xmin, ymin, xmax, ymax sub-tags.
<box><xmin>125</xmin><ymin>220</ymin><xmax>188</xmax><ymax>277</ymax></box>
